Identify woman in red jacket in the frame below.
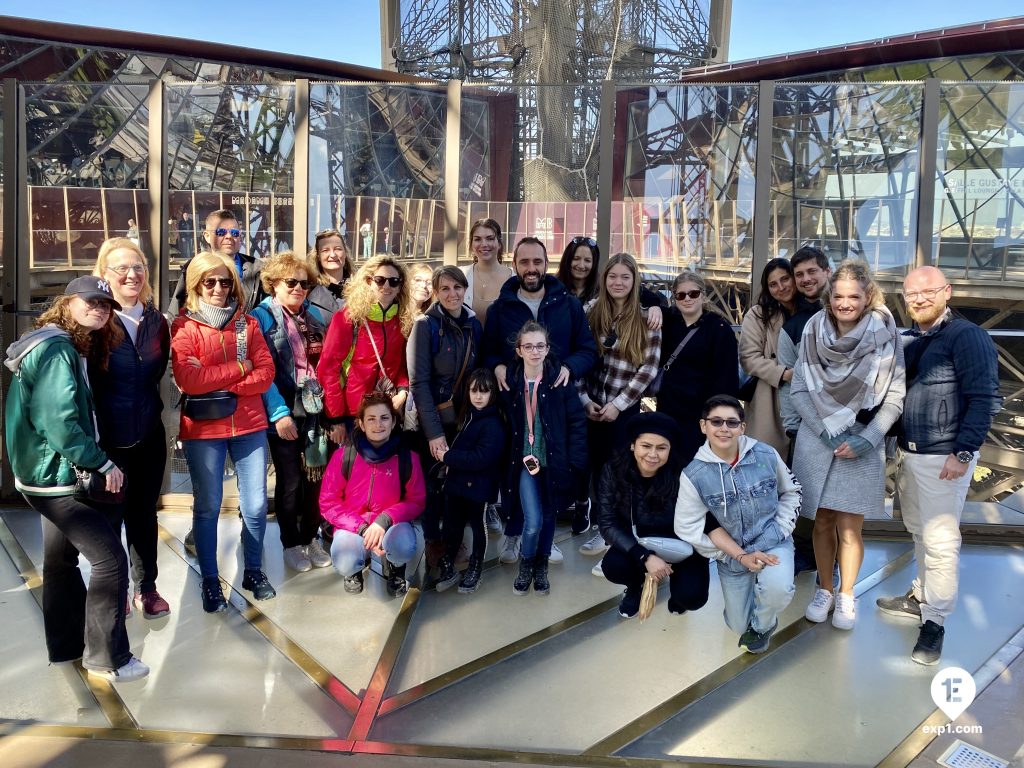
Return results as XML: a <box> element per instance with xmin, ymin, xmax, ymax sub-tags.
<box><xmin>317</xmin><ymin>255</ymin><xmax>415</xmax><ymax>446</ymax></box>
<box><xmin>319</xmin><ymin>392</ymin><xmax>426</xmax><ymax>597</ymax></box>
<box><xmin>171</xmin><ymin>252</ymin><xmax>276</xmax><ymax>613</ymax></box>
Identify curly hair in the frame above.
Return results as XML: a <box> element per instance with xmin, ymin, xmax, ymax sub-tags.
<box><xmin>587</xmin><ymin>253</ymin><xmax>648</xmax><ymax>368</ymax></box>
<box><xmin>356</xmin><ymin>390</ymin><xmax>399</xmax><ymax>423</ymax></box>
<box><xmin>93</xmin><ymin>237</ymin><xmax>152</xmax><ymax>305</ymax></box>
<box><xmin>35</xmin><ymin>294</ymin><xmax>123</xmax><ymax>371</ymax></box>
<box><xmin>344</xmin><ymin>255</ymin><xmax>415</xmax><ymax>337</ymax></box>
<box><xmin>823</xmin><ymin>258</ymin><xmax>885</xmax><ymax>330</ymax></box>
<box><xmin>260</xmin><ymin>251</ymin><xmax>310</xmax><ymax>293</ymax></box>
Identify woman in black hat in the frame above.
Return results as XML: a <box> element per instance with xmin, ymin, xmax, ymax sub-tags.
<box><xmin>595</xmin><ymin>411</ymin><xmax>712</xmax><ymax>619</ymax></box>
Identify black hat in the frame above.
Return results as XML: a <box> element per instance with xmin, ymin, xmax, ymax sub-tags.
<box><xmin>64</xmin><ymin>275</ymin><xmax>122</xmax><ymax>311</ymax></box>
<box><xmin>625</xmin><ymin>411</ymin><xmax>679</xmax><ymax>445</ymax></box>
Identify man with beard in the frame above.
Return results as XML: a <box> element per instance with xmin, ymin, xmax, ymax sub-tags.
<box><xmin>482</xmin><ymin>236</ymin><xmax>598</xmax><ymax>564</ymax></box>
<box><xmin>876</xmin><ymin>266</ymin><xmax>1000</xmax><ymax>665</ymax></box>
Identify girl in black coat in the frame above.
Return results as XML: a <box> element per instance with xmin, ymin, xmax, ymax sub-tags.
<box><xmin>499</xmin><ymin>321</ymin><xmax>588</xmax><ymax>596</ymax></box>
<box><xmin>436</xmin><ymin>369</ymin><xmax>507</xmax><ymax>594</ymax></box>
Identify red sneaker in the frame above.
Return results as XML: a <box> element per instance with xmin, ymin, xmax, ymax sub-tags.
<box><xmin>134</xmin><ymin>590</ymin><xmax>171</xmax><ymax>619</ymax></box>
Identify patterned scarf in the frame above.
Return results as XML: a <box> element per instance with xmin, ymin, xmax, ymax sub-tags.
<box><xmin>799</xmin><ymin>306</ymin><xmax>898</xmax><ymax>438</ymax></box>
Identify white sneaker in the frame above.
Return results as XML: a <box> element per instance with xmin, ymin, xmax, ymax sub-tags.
<box><xmin>305</xmin><ymin>538</ymin><xmax>332</xmax><ymax>568</ymax></box>
<box><xmin>591</xmin><ymin>560</ymin><xmax>604</xmax><ymax>577</ymax></box>
<box><xmin>579</xmin><ymin>532</ymin><xmax>609</xmax><ymax>556</ymax></box>
<box><xmin>832</xmin><ymin>593</ymin><xmax>856</xmax><ymax>630</ymax></box>
<box><xmin>283</xmin><ymin>545</ymin><xmax>312</xmax><ymax>572</ymax></box>
<box><xmin>805</xmin><ymin>588</ymin><xmax>835</xmax><ymax>623</ymax></box>
<box><xmin>88</xmin><ymin>656</ymin><xmax>150</xmax><ymax>683</ymax></box>
<box><xmin>486</xmin><ymin>504</ymin><xmax>504</xmax><ymax>533</ymax></box>
<box><xmin>499</xmin><ymin>535</ymin><xmax>521</xmax><ymax>564</ymax></box>
<box><xmin>549</xmin><ymin>543</ymin><xmax>564</xmax><ymax>564</ymax></box>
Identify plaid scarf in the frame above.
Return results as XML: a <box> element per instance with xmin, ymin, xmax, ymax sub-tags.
<box><xmin>799</xmin><ymin>306</ymin><xmax>898</xmax><ymax>438</ymax></box>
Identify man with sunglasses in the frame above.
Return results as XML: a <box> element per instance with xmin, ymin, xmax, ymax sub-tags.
<box><xmin>167</xmin><ymin>209</ymin><xmax>265</xmax><ymax>318</ymax></box>
<box><xmin>875</xmin><ymin>266</ymin><xmax>1000</xmax><ymax>665</ymax></box>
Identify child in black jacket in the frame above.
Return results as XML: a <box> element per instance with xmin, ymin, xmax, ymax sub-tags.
<box><xmin>436</xmin><ymin>369</ymin><xmax>507</xmax><ymax>593</ymax></box>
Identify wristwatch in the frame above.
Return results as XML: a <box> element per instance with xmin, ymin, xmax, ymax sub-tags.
<box><xmin>955</xmin><ymin>450</ymin><xmax>973</xmax><ymax>464</ymax></box>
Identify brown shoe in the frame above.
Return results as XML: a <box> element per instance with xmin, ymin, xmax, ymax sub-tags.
<box><xmin>134</xmin><ymin>590</ymin><xmax>171</xmax><ymax>619</ymax></box>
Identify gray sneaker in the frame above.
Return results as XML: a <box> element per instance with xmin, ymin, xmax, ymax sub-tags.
<box><xmin>876</xmin><ymin>590</ymin><xmax>922</xmax><ymax>619</ymax></box>
<box><xmin>499</xmin><ymin>535</ymin><xmax>521</xmax><ymax>564</ymax></box>
<box><xmin>739</xmin><ymin>621</ymin><xmax>777</xmax><ymax>654</ymax></box>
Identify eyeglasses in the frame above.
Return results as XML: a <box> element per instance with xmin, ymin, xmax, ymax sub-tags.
<box><xmin>412</xmin><ymin>277</ymin><xmax>432</xmax><ymax>285</ymax></box>
<box><xmin>201</xmin><ymin>277</ymin><xmax>233</xmax><ymax>289</ymax></box>
<box><xmin>603</xmin><ymin>329</ymin><xmax>618</xmax><ymax>350</ymax></box>
<box><xmin>902</xmin><ymin>286</ymin><xmax>947</xmax><ymax>302</ymax></box>
<box><xmin>213</xmin><ymin>228</ymin><xmax>242</xmax><ymax>238</ymax></box>
<box><xmin>571</xmin><ymin>236</ymin><xmax>597</xmax><ymax>247</ymax></box>
<box><xmin>106</xmin><ymin>263</ymin><xmax>146</xmax><ymax>276</ymax></box>
<box><xmin>83</xmin><ymin>298</ymin><xmax>113</xmax><ymax>311</ymax></box>
<box><xmin>280</xmin><ymin>278</ymin><xmax>312</xmax><ymax>290</ymax></box>
<box><xmin>519</xmin><ymin>343</ymin><xmax>548</xmax><ymax>353</ymax></box>
<box><xmin>704</xmin><ymin>417</ymin><xmax>743</xmax><ymax>429</ymax></box>
<box><xmin>367</xmin><ymin>275</ymin><xmax>403</xmax><ymax>287</ymax></box>
<box><xmin>675</xmin><ymin>290</ymin><xmax>703</xmax><ymax>301</ymax></box>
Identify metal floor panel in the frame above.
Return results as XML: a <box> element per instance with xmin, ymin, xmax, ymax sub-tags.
<box><xmin>618</xmin><ymin>545</ymin><xmax>1024</xmax><ymax>767</ymax></box>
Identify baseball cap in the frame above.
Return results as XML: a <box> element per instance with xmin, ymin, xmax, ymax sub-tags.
<box><xmin>64</xmin><ymin>276</ymin><xmax>122</xmax><ymax>311</ymax></box>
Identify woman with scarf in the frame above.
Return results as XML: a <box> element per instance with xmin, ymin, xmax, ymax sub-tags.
<box><xmin>791</xmin><ymin>259</ymin><xmax>905</xmax><ymax>631</ymax></box>
<box><xmin>253</xmin><ymin>251</ymin><xmax>332</xmax><ymax>573</ymax></box>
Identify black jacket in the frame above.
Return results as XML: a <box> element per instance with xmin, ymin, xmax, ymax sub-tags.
<box><xmin>781</xmin><ymin>295</ymin><xmax>822</xmax><ymax>345</ymax></box>
<box><xmin>442</xmin><ymin>404</ymin><xmax>506</xmax><ymax>503</ymax></box>
<box><xmin>597</xmin><ymin>453</ymin><xmax>682</xmax><ymax>563</ymax></box>
<box><xmin>408</xmin><ymin>303</ymin><xmax>483</xmax><ymax>441</ymax></box>
<box><xmin>482</xmin><ymin>275</ymin><xmax>598</xmax><ymax>383</ymax></box>
<box><xmin>307</xmin><ymin>282</ymin><xmax>346</xmax><ymax>326</ymax></box>
<box><xmin>91</xmin><ymin>304</ymin><xmax>170</xmax><ymax>449</ymax></box>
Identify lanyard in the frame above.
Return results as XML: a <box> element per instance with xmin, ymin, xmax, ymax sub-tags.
<box><xmin>525</xmin><ymin>375</ymin><xmax>541</xmax><ymax>447</ymax></box>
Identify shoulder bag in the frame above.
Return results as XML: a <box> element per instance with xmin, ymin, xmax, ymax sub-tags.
<box><xmin>181</xmin><ymin>316</ymin><xmax>247</xmax><ymax>420</ymax></box>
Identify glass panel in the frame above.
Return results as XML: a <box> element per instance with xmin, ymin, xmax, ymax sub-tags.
<box><xmin>934</xmin><ymin>82</ymin><xmax>1024</xmax><ymax>281</ymax></box>
<box><xmin>615</xmin><ymin>83</ymin><xmax>758</xmax><ymax>313</ymax></box>
<box><xmin>459</xmin><ymin>83</ymin><xmax>601</xmax><ymax>275</ymax></box>
<box><xmin>309</xmin><ymin>83</ymin><xmax>447</xmax><ymax>263</ymax></box>
<box><xmin>770</xmin><ymin>83</ymin><xmax>923</xmax><ymax>277</ymax></box>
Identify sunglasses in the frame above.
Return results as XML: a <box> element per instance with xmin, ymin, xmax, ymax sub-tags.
<box><xmin>571</xmin><ymin>236</ymin><xmax>597</xmax><ymax>247</ymax></box>
<box><xmin>281</xmin><ymin>278</ymin><xmax>312</xmax><ymax>290</ymax></box>
<box><xmin>704</xmin><ymin>417</ymin><xmax>743</xmax><ymax>429</ymax></box>
<box><xmin>367</xmin><ymin>275</ymin><xmax>403</xmax><ymax>287</ymax></box>
<box><xmin>675</xmin><ymin>289</ymin><xmax>703</xmax><ymax>301</ymax></box>
<box><xmin>214</xmin><ymin>228</ymin><xmax>242</xmax><ymax>238</ymax></box>
<box><xmin>201</xmin><ymin>277</ymin><xmax>234</xmax><ymax>289</ymax></box>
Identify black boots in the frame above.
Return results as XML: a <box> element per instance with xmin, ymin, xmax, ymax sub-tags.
<box><xmin>383</xmin><ymin>559</ymin><xmax>408</xmax><ymax>597</ymax></box>
<box><xmin>513</xmin><ymin>556</ymin><xmax>535</xmax><ymax>595</ymax></box>
<box><xmin>435</xmin><ymin>555</ymin><xmax>459</xmax><ymax>592</ymax></box>
<box><xmin>532</xmin><ymin>556</ymin><xmax>550</xmax><ymax>595</ymax></box>
<box><xmin>459</xmin><ymin>556</ymin><xmax>483</xmax><ymax>594</ymax></box>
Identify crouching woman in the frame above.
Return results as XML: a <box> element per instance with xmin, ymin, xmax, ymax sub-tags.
<box><xmin>319</xmin><ymin>392</ymin><xmax>426</xmax><ymax>596</ymax></box>
<box><xmin>674</xmin><ymin>395</ymin><xmax>801</xmax><ymax>654</ymax></box>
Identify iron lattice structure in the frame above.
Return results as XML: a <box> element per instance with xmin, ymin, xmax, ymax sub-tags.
<box><xmin>389</xmin><ymin>0</ymin><xmax>717</xmax><ymax>201</ymax></box>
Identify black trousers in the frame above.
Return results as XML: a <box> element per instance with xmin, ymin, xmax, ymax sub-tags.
<box><xmin>581</xmin><ymin>403</ymin><xmax>641</xmax><ymax>517</ymax></box>
<box><xmin>602</xmin><ymin>545</ymin><xmax>711</xmax><ymax>612</ymax></box>
<box><xmin>26</xmin><ymin>493</ymin><xmax>131</xmax><ymax>670</ymax></box>
<box><xmin>268</xmin><ymin>431</ymin><xmax>323</xmax><ymax>549</ymax></box>
<box><xmin>104</xmin><ymin>422</ymin><xmax>166</xmax><ymax>592</ymax></box>
<box><xmin>443</xmin><ymin>494</ymin><xmax>486</xmax><ymax>561</ymax></box>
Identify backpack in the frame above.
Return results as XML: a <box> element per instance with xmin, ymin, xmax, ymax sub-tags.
<box><xmin>339</xmin><ymin>440</ymin><xmax>414</xmax><ymax>500</ymax></box>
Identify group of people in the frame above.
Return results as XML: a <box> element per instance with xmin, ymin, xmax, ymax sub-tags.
<box><xmin>3</xmin><ymin>210</ymin><xmax>1001</xmax><ymax>683</ymax></box>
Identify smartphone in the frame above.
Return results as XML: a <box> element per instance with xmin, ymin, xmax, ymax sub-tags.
<box><xmin>523</xmin><ymin>455</ymin><xmax>540</xmax><ymax>475</ymax></box>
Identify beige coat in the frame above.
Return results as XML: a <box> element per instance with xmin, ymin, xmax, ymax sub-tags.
<box><xmin>739</xmin><ymin>305</ymin><xmax>790</xmax><ymax>456</ymax></box>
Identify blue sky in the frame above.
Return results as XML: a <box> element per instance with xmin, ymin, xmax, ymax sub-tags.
<box><xmin>2</xmin><ymin>0</ymin><xmax>1022</xmax><ymax>69</ymax></box>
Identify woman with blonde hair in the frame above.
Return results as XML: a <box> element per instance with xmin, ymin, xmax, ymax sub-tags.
<box><xmin>90</xmin><ymin>237</ymin><xmax>171</xmax><ymax>618</ymax></box>
<box><xmin>318</xmin><ymin>255</ymin><xmax>415</xmax><ymax>446</ymax></box>
<box><xmin>576</xmin><ymin>253</ymin><xmax>662</xmax><ymax>561</ymax></box>
<box><xmin>306</xmin><ymin>228</ymin><xmax>353</xmax><ymax>324</ymax></box>
<box><xmin>409</xmin><ymin>263</ymin><xmax>434</xmax><ymax>317</ymax></box>
<box><xmin>171</xmin><ymin>251</ymin><xmax>276</xmax><ymax>613</ymax></box>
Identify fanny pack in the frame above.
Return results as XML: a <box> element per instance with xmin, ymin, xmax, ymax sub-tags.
<box><xmin>182</xmin><ymin>390</ymin><xmax>238</xmax><ymax>420</ymax></box>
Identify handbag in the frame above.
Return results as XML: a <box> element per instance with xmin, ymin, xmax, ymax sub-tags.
<box><xmin>364</xmin><ymin>320</ymin><xmax>398</xmax><ymax>397</ymax></box>
<box><xmin>74</xmin><ymin>467</ymin><xmax>125</xmax><ymax>505</ymax></box>
<box><xmin>631</xmin><ymin>500</ymin><xmax>693</xmax><ymax>563</ymax></box>
<box><xmin>181</xmin><ymin>316</ymin><xmax>247</xmax><ymax>420</ymax></box>
<box><xmin>647</xmin><ymin>326</ymin><xmax>699</xmax><ymax>397</ymax></box>
<box><xmin>737</xmin><ymin>374</ymin><xmax>758</xmax><ymax>402</ymax></box>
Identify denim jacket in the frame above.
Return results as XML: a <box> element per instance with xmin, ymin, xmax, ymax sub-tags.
<box><xmin>674</xmin><ymin>435</ymin><xmax>801</xmax><ymax>560</ymax></box>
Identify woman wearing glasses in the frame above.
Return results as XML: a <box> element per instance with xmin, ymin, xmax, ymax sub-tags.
<box><xmin>654</xmin><ymin>270</ymin><xmax>739</xmax><ymax>465</ymax></box>
<box><xmin>307</xmin><ymin>228</ymin><xmax>353</xmax><ymax>324</ymax></box>
<box><xmin>409</xmin><ymin>264</ymin><xmax>434</xmax><ymax>317</ymax></box>
<box><xmin>90</xmin><ymin>238</ymin><xmax>171</xmax><ymax>619</ymax></box>
<box><xmin>171</xmin><ymin>252</ymin><xmax>276</xmax><ymax>612</ymax></box>
<box><xmin>576</xmin><ymin>253</ymin><xmax>662</xmax><ymax>562</ymax></box>
<box><xmin>792</xmin><ymin>260</ymin><xmax>905</xmax><ymax>630</ymax></box>
<box><xmin>318</xmin><ymin>255</ymin><xmax>414</xmax><ymax>447</ymax></box>
<box><xmin>253</xmin><ymin>252</ymin><xmax>332</xmax><ymax>573</ymax></box>
<box><xmin>464</xmin><ymin>218</ymin><xmax>512</xmax><ymax>326</ymax></box>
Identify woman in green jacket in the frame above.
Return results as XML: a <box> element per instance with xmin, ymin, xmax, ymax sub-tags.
<box><xmin>3</xmin><ymin>276</ymin><xmax>149</xmax><ymax>683</ymax></box>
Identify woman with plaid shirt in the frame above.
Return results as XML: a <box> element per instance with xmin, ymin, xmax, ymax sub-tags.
<box><xmin>577</xmin><ymin>253</ymin><xmax>662</xmax><ymax>562</ymax></box>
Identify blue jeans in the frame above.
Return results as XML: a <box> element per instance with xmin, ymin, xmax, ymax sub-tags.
<box><xmin>519</xmin><ymin>469</ymin><xmax>554</xmax><ymax>559</ymax></box>
<box><xmin>716</xmin><ymin>538</ymin><xmax>795</xmax><ymax>635</ymax></box>
<box><xmin>331</xmin><ymin>522</ymin><xmax>422</xmax><ymax>578</ymax></box>
<box><xmin>184</xmin><ymin>430</ymin><xmax>268</xmax><ymax>578</ymax></box>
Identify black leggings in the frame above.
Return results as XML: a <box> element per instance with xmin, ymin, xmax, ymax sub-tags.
<box><xmin>443</xmin><ymin>494</ymin><xmax>486</xmax><ymax>561</ymax></box>
<box><xmin>268</xmin><ymin>430</ymin><xmax>323</xmax><ymax>549</ymax></box>
<box><xmin>602</xmin><ymin>545</ymin><xmax>711</xmax><ymax>612</ymax></box>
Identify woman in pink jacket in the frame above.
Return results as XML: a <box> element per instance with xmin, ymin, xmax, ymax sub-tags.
<box><xmin>319</xmin><ymin>391</ymin><xmax>426</xmax><ymax>597</ymax></box>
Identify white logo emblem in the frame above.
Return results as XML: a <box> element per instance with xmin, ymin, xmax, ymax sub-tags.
<box><xmin>97</xmin><ymin>279</ymin><xmax>112</xmax><ymax>294</ymax></box>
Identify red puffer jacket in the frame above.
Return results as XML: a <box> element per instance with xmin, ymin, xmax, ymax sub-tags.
<box><xmin>317</xmin><ymin>304</ymin><xmax>409</xmax><ymax>421</ymax></box>
<box><xmin>171</xmin><ymin>311</ymin><xmax>275</xmax><ymax>440</ymax></box>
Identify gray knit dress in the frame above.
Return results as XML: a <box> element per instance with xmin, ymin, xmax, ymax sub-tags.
<box><xmin>791</xmin><ymin>338</ymin><xmax>906</xmax><ymax>518</ymax></box>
